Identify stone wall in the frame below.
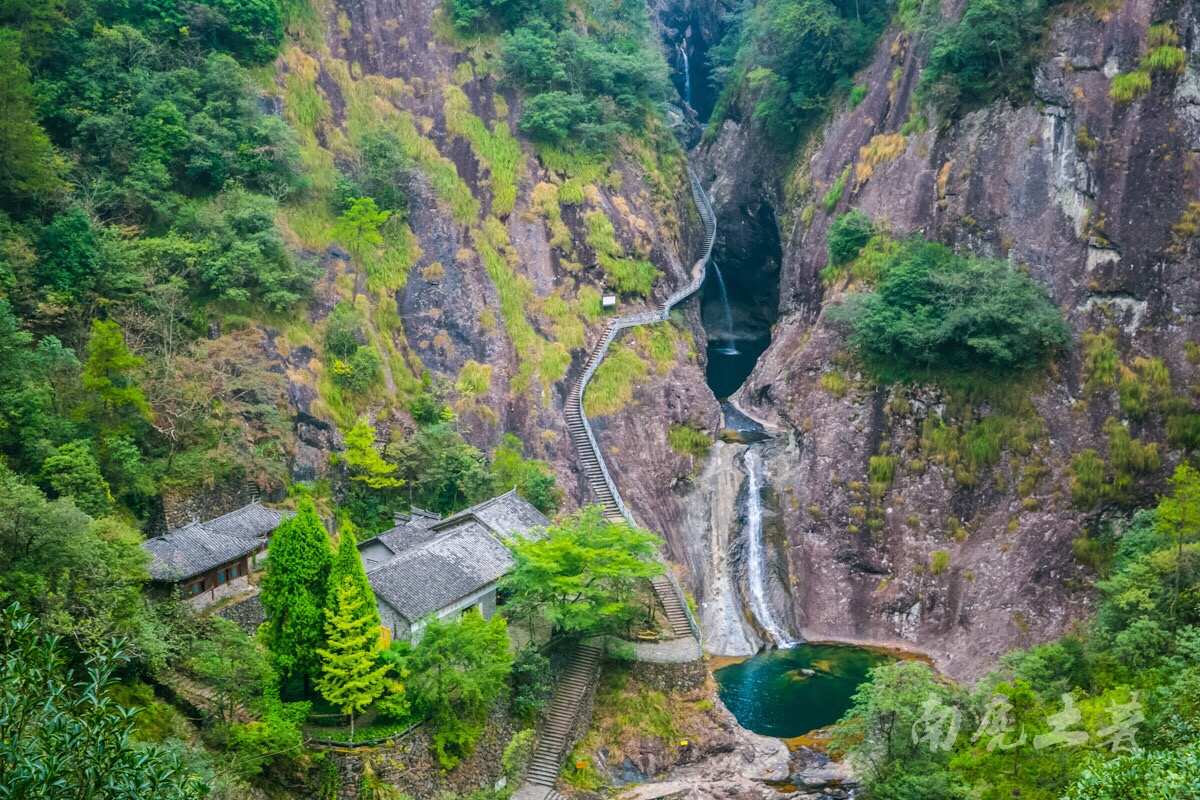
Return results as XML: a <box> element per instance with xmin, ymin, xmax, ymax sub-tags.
<box><xmin>626</xmin><ymin>657</ymin><xmax>708</xmax><ymax>693</ymax></box>
<box><xmin>321</xmin><ymin>700</ymin><xmax>516</xmax><ymax>800</ymax></box>
<box><xmin>188</xmin><ymin>573</ymin><xmax>250</xmax><ymax>609</ymax></box>
<box><xmin>216</xmin><ymin>592</ymin><xmax>266</xmax><ymax>634</ymax></box>
<box><xmin>161</xmin><ymin>479</ymin><xmax>254</xmax><ymax>530</ymax></box>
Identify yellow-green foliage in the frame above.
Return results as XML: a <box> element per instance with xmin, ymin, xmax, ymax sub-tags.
<box><xmin>819</xmin><ymin>370</ymin><xmax>851</xmax><ymax>397</ymax></box>
<box><xmin>1069</xmin><ymin>449</ymin><xmax>1105</xmax><ymax>508</ymax></box>
<box><xmin>915</xmin><ymin>382</ymin><xmax>1043</xmax><ymax>487</ymax></box>
<box><xmin>633</xmin><ymin>325</ymin><xmax>677</xmax><ymax>374</ymax></box>
<box><xmin>1110</xmin><ymin>70</ymin><xmax>1151</xmax><ymax>103</ymax></box>
<box><xmin>855</xmin><ymin>134</ymin><xmax>906</xmax><ymax>185</ymax></box>
<box><xmin>584</xmin><ymin>342</ymin><xmax>649</xmax><ymax>417</ymax></box>
<box><xmin>1082</xmin><ymin>329</ymin><xmax>1119</xmax><ymax>393</ymax></box>
<box><xmin>823</xmin><ymin>233</ymin><xmax>899</xmax><ymax>285</ymax></box>
<box><xmin>558</xmin><ymin>178</ymin><xmax>586</xmax><ymax>205</ymax></box>
<box><xmin>456</xmin><ymin>360</ymin><xmax>493</xmax><ymax>396</ymax></box>
<box><xmin>1105</xmin><ymin>417</ymin><xmax>1159</xmax><ymax>501</ymax></box>
<box><xmin>535</xmin><ymin>145</ymin><xmax>610</xmax><ymax>183</ymax></box>
<box><xmin>585</xmin><ymin>211</ymin><xmax>658</xmax><ymax>296</ymax></box>
<box><xmin>1143</xmin><ymin>45</ymin><xmax>1186</xmax><ymax>75</ymax></box>
<box><xmin>1143</xmin><ymin>24</ymin><xmax>1185</xmax><ymax>75</ymax></box>
<box><xmin>930</xmin><ymin>550</ymin><xmax>950</xmax><ymax>575</ymax></box>
<box><xmin>362</xmin><ymin>221</ymin><xmax>421</xmax><ymax>293</ymax></box>
<box><xmin>822</xmin><ymin>165</ymin><xmax>851</xmax><ymax>212</ymax></box>
<box><xmin>869</xmin><ymin>455</ymin><xmax>895</xmax><ymax>486</ymax></box>
<box><xmin>577</xmin><ymin>286</ymin><xmax>603</xmax><ymax>322</ymax></box>
<box><xmin>1118</xmin><ymin>357</ymin><xmax>1171</xmax><ymax>420</ymax></box>
<box><xmin>443</xmin><ymin>86</ymin><xmax>521</xmax><ymax>217</ymax></box>
<box><xmin>668</xmin><ymin>423</ymin><xmax>713</xmax><ymax>459</ymax></box>
<box><xmin>392</xmin><ymin>112</ymin><xmax>479</xmax><ymax>223</ymax></box>
<box><xmin>538</xmin><ymin>291</ymin><xmax>586</xmax><ymax>349</ymax></box>
<box><xmin>530</xmin><ymin>182</ymin><xmax>572</xmax><ymax>251</ymax></box>
<box><xmin>474</xmin><ymin>217</ymin><xmax>568</xmax><ymax>394</ymax></box>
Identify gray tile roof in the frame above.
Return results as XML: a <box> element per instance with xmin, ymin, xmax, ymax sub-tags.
<box><xmin>433</xmin><ymin>489</ymin><xmax>551</xmax><ymax>542</ymax></box>
<box><xmin>142</xmin><ymin>504</ymin><xmax>291</xmax><ymax>581</ymax></box>
<box><xmin>366</xmin><ymin>522</ymin><xmax>514</xmax><ymax>623</ymax></box>
<box><xmin>359</xmin><ymin>491</ymin><xmax>551</xmax><ymax>622</ymax></box>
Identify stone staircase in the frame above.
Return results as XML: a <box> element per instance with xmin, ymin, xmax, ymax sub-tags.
<box><xmin>511</xmin><ymin>170</ymin><xmax>715</xmax><ymax>800</ymax></box>
<box><xmin>521</xmin><ymin>643</ymin><xmax>603</xmax><ymax>790</ymax></box>
<box><xmin>652</xmin><ymin>575</ymin><xmax>693</xmax><ymax>638</ymax></box>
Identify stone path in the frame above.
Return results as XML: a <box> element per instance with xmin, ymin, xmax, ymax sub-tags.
<box><xmin>512</xmin><ymin>170</ymin><xmax>716</xmax><ymax>799</ymax></box>
<box><xmin>520</xmin><ymin>643</ymin><xmax>602</xmax><ymax>791</ymax></box>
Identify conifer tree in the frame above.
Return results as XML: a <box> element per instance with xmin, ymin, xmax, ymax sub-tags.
<box><xmin>317</xmin><ymin>580</ymin><xmax>389</xmax><ymax>743</ymax></box>
<box><xmin>343</xmin><ymin>417</ymin><xmax>404</xmax><ymax>488</ymax></box>
<box><xmin>261</xmin><ymin>498</ymin><xmax>332</xmax><ymax>695</ymax></box>
<box><xmin>327</xmin><ymin>522</ymin><xmax>379</xmax><ymax>634</ymax></box>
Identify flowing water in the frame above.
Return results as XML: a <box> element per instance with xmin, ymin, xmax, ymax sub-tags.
<box><xmin>678</xmin><ymin>43</ymin><xmax>692</xmax><ymax>107</ymax></box>
<box><xmin>710</xmin><ymin>261</ymin><xmax>738</xmax><ymax>355</ymax></box>
<box><xmin>743</xmin><ymin>447</ymin><xmax>798</xmax><ymax>647</ymax></box>
<box><xmin>715</xmin><ymin>644</ymin><xmax>894</xmax><ymax>738</ymax></box>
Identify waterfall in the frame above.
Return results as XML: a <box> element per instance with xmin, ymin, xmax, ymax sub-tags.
<box><xmin>711</xmin><ymin>260</ymin><xmax>739</xmax><ymax>355</ymax></box>
<box><xmin>744</xmin><ymin>447</ymin><xmax>798</xmax><ymax>648</ymax></box>
<box><xmin>678</xmin><ymin>43</ymin><xmax>692</xmax><ymax>107</ymax></box>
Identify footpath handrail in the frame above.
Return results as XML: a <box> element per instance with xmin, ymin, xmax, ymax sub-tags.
<box><xmin>572</xmin><ymin>167</ymin><xmax>715</xmax><ymax>646</ymax></box>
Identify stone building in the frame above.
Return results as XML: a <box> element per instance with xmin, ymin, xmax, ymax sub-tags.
<box><xmin>142</xmin><ymin>502</ymin><xmax>293</xmax><ymax>607</ymax></box>
<box><xmin>358</xmin><ymin>490</ymin><xmax>550</xmax><ymax>643</ymax></box>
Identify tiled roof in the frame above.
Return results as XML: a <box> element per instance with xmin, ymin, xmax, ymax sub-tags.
<box><xmin>433</xmin><ymin>489</ymin><xmax>551</xmax><ymax>542</ymax></box>
<box><xmin>359</xmin><ymin>491</ymin><xmax>550</xmax><ymax>622</ymax></box>
<box><xmin>367</xmin><ymin>522</ymin><xmax>514</xmax><ymax>623</ymax></box>
<box><xmin>142</xmin><ymin>504</ymin><xmax>291</xmax><ymax>581</ymax></box>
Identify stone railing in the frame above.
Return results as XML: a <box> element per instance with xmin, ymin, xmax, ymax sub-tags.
<box><xmin>571</xmin><ymin>167</ymin><xmax>716</xmax><ymax>647</ymax></box>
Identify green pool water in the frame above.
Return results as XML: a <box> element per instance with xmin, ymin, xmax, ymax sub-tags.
<box><xmin>714</xmin><ymin>644</ymin><xmax>894</xmax><ymax>738</ymax></box>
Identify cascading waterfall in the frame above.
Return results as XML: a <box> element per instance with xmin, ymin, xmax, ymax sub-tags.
<box><xmin>711</xmin><ymin>260</ymin><xmax>739</xmax><ymax>355</ymax></box>
<box><xmin>744</xmin><ymin>447</ymin><xmax>798</xmax><ymax>648</ymax></box>
<box><xmin>678</xmin><ymin>42</ymin><xmax>692</xmax><ymax>107</ymax></box>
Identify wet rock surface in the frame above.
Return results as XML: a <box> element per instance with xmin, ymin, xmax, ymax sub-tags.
<box><xmin>686</xmin><ymin>0</ymin><xmax>1200</xmax><ymax>679</ymax></box>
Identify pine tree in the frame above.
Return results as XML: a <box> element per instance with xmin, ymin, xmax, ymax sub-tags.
<box><xmin>82</xmin><ymin>319</ymin><xmax>152</xmax><ymax>422</ymax></box>
<box><xmin>343</xmin><ymin>417</ymin><xmax>404</xmax><ymax>488</ymax></box>
<box><xmin>261</xmin><ymin>498</ymin><xmax>332</xmax><ymax>695</ymax></box>
<box><xmin>327</xmin><ymin>522</ymin><xmax>379</xmax><ymax>635</ymax></box>
<box><xmin>317</xmin><ymin>579</ymin><xmax>389</xmax><ymax>743</ymax></box>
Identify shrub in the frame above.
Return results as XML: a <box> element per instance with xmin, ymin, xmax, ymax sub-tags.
<box><xmin>1069</xmin><ymin>450</ymin><xmax>1105</xmax><ymax>508</ymax></box>
<box><xmin>1110</xmin><ymin>71</ymin><xmax>1151</xmax><ymax>103</ymax></box>
<box><xmin>1082</xmin><ymin>329</ymin><xmax>1118</xmax><ymax>393</ymax></box>
<box><xmin>668</xmin><ymin>423</ymin><xmax>713</xmax><ymax>459</ymax></box>
<box><xmin>456</xmin><ymin>361</ymin><xmax>493</xmax><ymax>396</ymax></box>
<box><xmin>830</xmin><ymin>239</ymin><xmax>1069</xmax><ymax>381</ymax></box>
<box><xmin>827</xmin><ymin>210</ymin><xmax>877</xmax><ymax>268</ymax></box>
<box><xmin>501</xmin><ymin>729</ymin><xmax>537</xmax><ymax>784</ymax></box>
<box><xmin>930</xmin><ymin>550</ymin><xmax>950</xmax><ymax>575</ymax></box>
<box><xmin>822</xmin><ymin>166</ymin><xmax>851</xmax><ymax>212</ymax></box>
<box><xmin>849</xmin><ymin>84</ymin><xmax>869</xmax><ymax>108</ymax></box>
<box><xmin>919</xmin><ymin>0</ymin><xmax>1049</xmax><ymax>117</ymax></box>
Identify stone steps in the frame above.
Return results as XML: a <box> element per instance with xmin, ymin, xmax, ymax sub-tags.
<box><xmin>521</xmin><ymin>644</ymin><xmax>603</xmax><ymax>788</ymax></box>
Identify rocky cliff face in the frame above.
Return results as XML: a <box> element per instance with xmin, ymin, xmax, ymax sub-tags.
<box><xmin>264</xmin><ymin>0</ymin><xmax>720</xmax><ymax>535</ymax></box>
<box><xmin>688</xmin><ymin>0</ymin><xmax>1200</xmax><ymax>678</ymax></box>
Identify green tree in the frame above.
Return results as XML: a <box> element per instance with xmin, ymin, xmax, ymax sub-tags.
<box><xmin>189</xmin><ymin>617</ymin><xmax>270</xmax><ymax>725</ymax></box>
<box><xmin>333</xmin><ymin>198</ymin><xmax>391</xmax><ymax>280</ymax></box>
<box><xmin>827</xmin><ymin>209</ymin><xmax>876</xmax><ymax>267</ymax></box>
<box><xmin>316</xmin><ymin>580</ymin><xmax>389</xmax><ymax>743</ymax></box>
<box><xmin>260</xmin><ymin>499</ymin><xmax>332</xmax><ymax>694</ymax></box>
<box><xmin>39</xmin><ymin>440</ymin><xmax>112</xmax><ymax>518</ymax></box>
<box><xmin>830</xmin><ymin>660</ymin><xmax>964</xmax><ymax>799</ymax></box>
<box><xmin>831</xmin><ymin>239</ymin><xmax>1069</xmax><ymax>381</ymax></box>
<box><xmin>1156</xmin><ymin>464</ymin><xmax>1200</xmax><ymax>630</ymax></box>
<box><xmin>490</xmin><ymin>433</ymin><xmax>561</xmax><ymax>515</ymax></box>
<box><xmin>0</xmin><ymin>605</ymin><xmax>209</xmax><ymax>799</ymax></box>
<box><xmin>398</xmin><ymin>611</ymin><xmax>513</xmax><ymax>768</ymax></box>
<box><xmin>82</xmin><ymin>319</ymin><xmax>152</xmax><ymax>423</ymax></box>
<box><xmin>0</xmin><ymin>30</ymin><xmax>62</xmax><ymax>206</ymax></box>
<box><xmin>327</xmin><ymin>523</ymin><xmax>379</xmax><ymax>634</ymax></box>
<box><xmin>343</xmin><ymin>417</ymin><xmax>404</xmax><ymax>489</ymax></box>
<box><xmin>503</xmin><ymin>506</ymin><xmax>664</xmax><ymax>637</ymax></box>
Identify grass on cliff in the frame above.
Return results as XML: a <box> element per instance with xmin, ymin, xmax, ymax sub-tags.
<box><xmin>668</xmin><ymin>423</ymin><xmax>713</xmax><ymax>459</ymax></box>
<box><xmin>585</xmin><ymin>211</ymin><xmax>658</xmax><ymax>297</ymax></box>
<box><xmin>583</xmin><ymin>342</ymin><xmax>648</xmax><ymax>417</ymax></box>
<box><xmin>444</xmin><ymin>85</ymin><xmax>521</xmax><ymax>217</ymax></box>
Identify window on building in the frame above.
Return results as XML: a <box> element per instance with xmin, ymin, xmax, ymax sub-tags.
<box><xmin>218</xmin><ymin>569</ymin><xmax>227</xmax><ymax>584</ymax></box>
<box><xmin>189</xmin><ymin>580</ymin><xmax>204</xmax><ymax>596</ymax></box>
<box><xmin>230</xmin><ymin>564</ymin><xmax>239</xmax><ymax>579</ymax></box>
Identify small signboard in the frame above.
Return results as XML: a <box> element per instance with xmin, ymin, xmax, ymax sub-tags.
<box><xmin>602</xmin><ymin>295</ymin><xmax>617</xmax><ymax>309</ymax></box>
